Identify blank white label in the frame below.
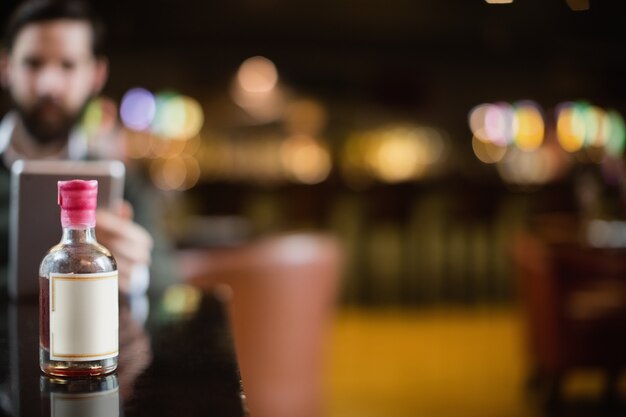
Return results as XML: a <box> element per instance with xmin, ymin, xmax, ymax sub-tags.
<box><xmin>50</xmin><ymin>272</ymin><xmax>118</xmax><ymax>361</ymax></box>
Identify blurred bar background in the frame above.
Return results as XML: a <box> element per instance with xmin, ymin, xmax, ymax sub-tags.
<box><xmin>3</xmin><ymin>0</ymin><xmax>626</xmax><ymax>415</ymax></box>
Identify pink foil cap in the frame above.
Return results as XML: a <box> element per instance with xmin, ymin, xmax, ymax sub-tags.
<box><xmin>58</xmin><ymin>180</ymin><xmax>98</xmax><ymax>228</ymax></box>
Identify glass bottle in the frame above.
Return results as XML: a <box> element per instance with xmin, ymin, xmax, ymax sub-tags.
<box><xmin>39</xmin><ymin>179</ymin><xmax>119</xmax><ymax>376</ymax></box>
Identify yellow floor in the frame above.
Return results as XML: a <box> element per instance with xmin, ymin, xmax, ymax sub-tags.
<box><xmin>325</xmin><ymin>306</ymin><xmax>537</xmax><ymax>417</ymax></box>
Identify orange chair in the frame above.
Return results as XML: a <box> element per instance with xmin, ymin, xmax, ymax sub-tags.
<box><xmin>179</xmin><ymin>233</ymin><xmax>343</xmax><ymax>417</ymax></box>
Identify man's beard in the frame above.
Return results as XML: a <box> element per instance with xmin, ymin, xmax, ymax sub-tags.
<box><xmin>12</xmin><ymin>97</ymin><xmax>89</xmax><ymax>145</ymax></box>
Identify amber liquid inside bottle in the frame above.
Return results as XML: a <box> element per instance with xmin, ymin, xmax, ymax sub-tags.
<box><xmin>39</xmin><ymin>276</ymin><xmax>50</xmax><ymax>351</ymax></box>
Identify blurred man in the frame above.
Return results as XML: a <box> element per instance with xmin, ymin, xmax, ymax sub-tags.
<box><xmin>0</xmin><ymin>0</ymin><xmax>167</xmax><ymax>296</ymax></box>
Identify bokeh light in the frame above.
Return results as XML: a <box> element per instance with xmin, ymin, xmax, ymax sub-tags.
<box><xmin>469</xmin><ymin>102</ymin><xmax>514</xmax><ymax>146</ymax></box>
<box><xmin>231</xmin><ymin>57</ymin><xmax>284</xmax><ymax>124</ymax></box>
<box><xmin>342</xmin><ymin>125</ymin><xmax>448</xmax><ymax>184</ymax></box>
<box><xmin>181</xmin><ymin>155</ymin><xmax>202</xmax><ymax>190</ymax></box>
<box><xmin>496</xmin><ymin>147</ymin><xmax>554</xmax><ymax>186</ymax></box>
<box><xmin>472</xmin><ymin>135</ymin><xmax>507</xmax><ymax>164</ymax></box>
<box><xmin>513</xmin><ymin>101</ymin><xmax>544</xmax><ymax>151</ymax></box>
<box><xmin>280</xmin><ymin>135</ymin><xmax>332</xmax><ymax>184</ymax></box>
<box><xmin>162</xmin><ymin>284</ymin><xmax>203</xmax><ymax>316</ymax></box>
<box><xmin>556</xmin><ymin>102</ymin><xmax>585</xmax><ymax>152</ymax></box>
<box><xmin>485</xmin><ymin>103</ymin><xmax>514</xmax><ymax>146</ymax></box>
<box><xmin>120</xmin><ymin>88</ymin><xmax>204</xmax><ymax>142</ymax></box>
<box><xmin>82</xmin><ymin>98</ymin><xmax>103</xmax><ymax>137</ymax></box>
<box><xmin>81</xmin><ymin>97</ymin><xmax>118</xmax><ymax>142</ymax></box>
<box><xmin>469</xmin><ymin>101</ymin><xmax>545</xmax><ymax>151</ymax></box>
<box><xmin>237</xmin><ymin>56</ymin><xmax>278</xmax><ymax>93</ymax></box>
<box><xmin>468</xmin><ymin>100</ymin><xmax>593</xmax><ymax>185</ymax></box>
<box><xmin>371</xmin><ymin>134</ymin><xmax>426</xmax><ymax>182</ymax></box>
<box><xmin>556</xmin><ymin>101</ymin><xmax>625</xmax><ymax>158</ymax></box>
<box><xmin>468</xmin><ymin>104</ymin><xmax>491</xmax><ymax>142</ymax></box>
<box><xmin>153</xmin><ymin>93</ymin><xmax>185</xmax><ymax>138</ymax></box>
<box><xmin>471</xmin><ymin>99</ymin><xmax>624</xmax><ymax>180</ymax></box>
<box><xmin>120</xmin><ymin>88</ymin><xmax>156</xmax><ymax>131</ymax></box>
<box><xmin>583</xmin><ymin>105</ymin><xmax>605</xmax><ymax>147</ymax></box>
<box><xmin>153</xmin><ymin>155</ymin><xmax>201</xmax><ymax>191</ymax></box>
<box><xmin>178</xmin><ymin>96</ymin><xmax>205</xmax><ymax>140</ymax></box>
<box><xmin>605</xmin><ymin>110</ymin><xmax>626</xmax><ymax>157</ymax></box>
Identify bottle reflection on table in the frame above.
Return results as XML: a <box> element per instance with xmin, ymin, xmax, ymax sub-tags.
<box><xmin>40</xmin><ymin>374</ymin><xmax>120</xmax><ymax>417</ymax></box>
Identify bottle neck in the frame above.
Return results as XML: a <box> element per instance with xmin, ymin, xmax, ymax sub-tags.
<box><xmin>61</xmin><ymin>226</ymin><xmax>98</xmax><ymax>244</ymax></box>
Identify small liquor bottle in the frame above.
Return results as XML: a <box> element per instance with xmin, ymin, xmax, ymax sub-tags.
<box><xmin>39</xmin><ymin>180</ymin><xmax>119</xmax><ymax>376</ymax></box>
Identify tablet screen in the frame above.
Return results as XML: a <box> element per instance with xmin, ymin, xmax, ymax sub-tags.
<box><xmin>8</xmin><ymin>160</ymin><xmax>125</xmax><ymax>300</ymax></box>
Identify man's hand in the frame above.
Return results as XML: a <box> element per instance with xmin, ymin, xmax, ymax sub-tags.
<box><xmin>96</xmin><ymin>201</ymin><xmax>153</xmax><ymax>294</ymax></box>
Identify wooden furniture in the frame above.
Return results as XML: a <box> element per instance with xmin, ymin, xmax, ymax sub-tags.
<box><xmin>513</xmin><ymin>230</ymin><xmax>626</xmax><ymax>404</ymax></box>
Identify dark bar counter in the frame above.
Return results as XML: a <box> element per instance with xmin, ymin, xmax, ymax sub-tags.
<box><xmin>0</xmin><ymin>293</ymin><xmax>245</xmax><ymax>416</ymax></box>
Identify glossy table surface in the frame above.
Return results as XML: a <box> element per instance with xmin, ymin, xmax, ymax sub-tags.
<box><xmin>0</xmin><ymin>293</ymin><xmax>245</xmax><ymax>416</ymax></box>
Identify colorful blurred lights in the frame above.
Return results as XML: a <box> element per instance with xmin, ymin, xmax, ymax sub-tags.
<box><xmin>485</xmin><ymin>103</ymin><xmax>514</xmax><ymax>146</ymax></box>
<box><xmin>468</xmin><ymin>104</ymin><xmax>491</xmax><ymax>142</ymax></box>
<box><xmin>469</xmin><ymin>101</ymin><xmax>543</xmax><ymax>150</ymax></box>
<box><xmin>582</xmin><ymin>105</ymin><xmax>602</xmax><ymax>147</ymax></box>
<box><xmin>179</xmin><ymin>97</ymin><xmax>205</xmax><ymax>140</ymax></box>
<box><xmin>605</xmin><ymin>111</ymin><xmax>626</xmax><ymax>157</ymax></box>
<box><xmin>470</xmin><ymin>99</ymin><xmax>625</xmax><ymax>186</ymax></box>
<box><xmin>120</xmin><ymin>88</ymin><xmax>156</xmax><ymax>131</ymax></box>
<box><xmin>556</xmin><ymin>102</ymin><xmax>625</xmax><ymax>156</ymax></box>
<box><xmin>556</xmin><ymin>104</ymin><xmax>584</xmax><ymax>152</ymax></box>
<box><xmin>154</xmin><ymin>93</ymin><xmax>185</xmax><ymax>138</ymax></box>
<box><xmin>121</xmin><ymin>88</ymin><xmax>204</xmax><ymax>141</ymax></box>
<box><xmin>81</xmin><ymin>98</ymin><xmax>103</xmax><ymax>136</ymax></box>
<box><xmin>513</xmin><ymin>102</ymin><xmax>544</xmax><ymax>151</ymax></box>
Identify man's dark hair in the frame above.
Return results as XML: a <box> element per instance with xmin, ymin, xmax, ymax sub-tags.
<box><xmin>3</xmin><ymin>0</ymin><xmax>105</xmax><ymax>56</ymax></box>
